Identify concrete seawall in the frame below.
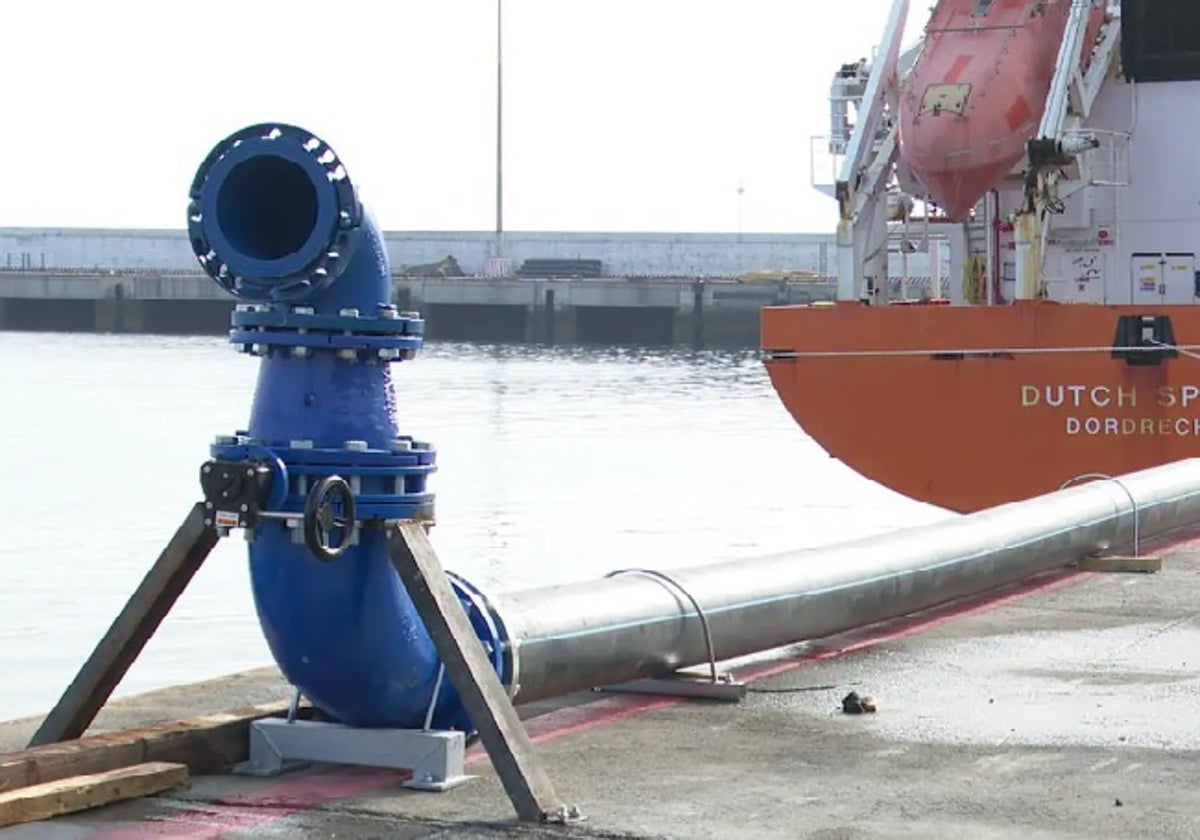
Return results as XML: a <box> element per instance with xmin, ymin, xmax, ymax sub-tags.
<box><xmin>0</xmin><ymin>271</ymin><xmax>836</xmax><ymax>347</ymax></box>
<box><xmin>0</xmin><ymin>228</ymin><xmax>841</xmax><ymax>278</ymax></box>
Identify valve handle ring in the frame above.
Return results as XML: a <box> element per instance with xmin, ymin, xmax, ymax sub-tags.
<box><xmin>303</xmin><ymin>475</ymin><xmax>357</xmax><ymax>562</ymax></box>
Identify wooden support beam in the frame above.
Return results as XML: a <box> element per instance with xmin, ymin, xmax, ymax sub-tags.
<box><xmin>388</xmin><ymin>522</ymin><xmax>571</xmax><ymax>823</ymax></box>
<box><xmin>3</xmin><ymin>701</ymin><xmax>298</xmax><ymax>794</ymax></box>
<box><xmin>1076</xmin><ymin>555</ymin><xmax>1163</xmax><ymax>574</ymax></box>
<box><xmin>0</xmin><ymin>762</ymin><xmax>189</xmax><ymax>828</ymax></box>
<box><xmin>30</xmin><ymin>503</ymin><xmax>220</xmax><ymax>746</ymax></box>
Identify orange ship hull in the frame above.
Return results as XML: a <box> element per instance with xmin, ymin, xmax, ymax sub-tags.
<box><xmin>762</xmin><ymin>303</ymin><xmax>1200</xmax><ymax>513</ymax></box>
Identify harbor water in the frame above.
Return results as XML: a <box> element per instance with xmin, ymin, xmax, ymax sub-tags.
<box><xmin>0</xmin><ymin>332</ymin><xmax>948</xmax><ymax>722</ymax></box>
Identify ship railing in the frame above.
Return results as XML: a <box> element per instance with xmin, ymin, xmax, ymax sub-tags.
<box><xmin>1062</xmin><ymin>127</ymin><xmax>1131</xmax><ymax>188</ymax></box>
<box><xmin>809</xmin><ymin>135</ymin><xmax>844</xmax><ymax>200</ymax></box>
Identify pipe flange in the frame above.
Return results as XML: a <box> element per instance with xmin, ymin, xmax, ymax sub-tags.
<box><xmin>228</xmin><ymin>305</ymin><xmax>425</xmax><ymax>358</ymax></box>
<box><xmin>187</xmin><ymin>123</ymin><xmax>364</xmax><ymax>303</ymax></box>
<box><xmin>210</xmin><ymin>438</ymin><xmax>438</xmax><ymax>523</ymax></box>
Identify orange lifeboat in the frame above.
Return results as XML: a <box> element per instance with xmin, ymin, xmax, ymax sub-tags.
<box><xmin>898</xmin><ymin>0</ymin><xmax>1106</xmax><ymax>220</ymax></box>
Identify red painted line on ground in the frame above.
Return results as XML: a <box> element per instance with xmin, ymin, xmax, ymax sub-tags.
<box><xmin>89</xmin><ymin>767</ymin><xmax>409</xmax><ymax>839</ymax></box>
<box><xmin>465</xmin><ymin>694</ymin><xmax>681</xmax><ymax>764</ymax></box>
<box><xmin>91</xmin><ymin>535</ymin><xmax>1200</xmax><ymax>839</ymax></box>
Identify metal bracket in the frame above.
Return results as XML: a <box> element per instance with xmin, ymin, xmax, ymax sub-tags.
<box><xmin>604</xmin><ymin>564</ymin><xmax>744</xmax><ymax>691</ymax></box>
<box><xmin>595</xmin><ymin>673</ymin><xmax>747</xmax><ymax>702</ymax></box>
<box><xmin>597</xmin><ymin>568</ymin><xmax>746</xmax><ymax>702</ymax></box>
<box><xmin>235</xmin><ymin>718</ymin><xmax>474</xmax><ymax>791</ymax></box>
<box><xmin>1061</xmin><ymin>472</ymin><xmax>1141</xmax><ymax>557</ymax></box>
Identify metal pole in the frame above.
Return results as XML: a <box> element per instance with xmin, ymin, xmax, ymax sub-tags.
<box><xmin>737</xmin><ymin>184</ymin><xmax>744</xmax><ymax>239</ymax></box>
<box><xmin>495</xmin><ymin>0</ymin><xmax>503</xmax><ymax>248</ymax></box>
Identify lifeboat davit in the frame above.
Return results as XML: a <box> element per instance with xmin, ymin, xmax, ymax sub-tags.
<box><xmin>898</xmin><ymin>0</ymin><xmax>1106</xmax><ymax>220</ymax></box>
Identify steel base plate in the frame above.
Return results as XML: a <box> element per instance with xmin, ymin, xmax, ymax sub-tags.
<box><xmin>594</xmin><ymin>674</ymin><xmax>747</xmax><ymax>702</ymax></box>
<box><xmin>235</xmin><ymin>718</ymin><xmax>474</xmax><ymax>791</ymax></box>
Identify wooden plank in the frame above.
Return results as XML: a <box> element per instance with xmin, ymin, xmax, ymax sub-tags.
<box><xmin>30</xmin><ymin>503</ymin><xmax>220</xmax><ymax>746</ymax></box>
<box><xmin>2</xmin><ymin>700</ymin><xmax>296</xmax><ymax>794</ymax></box>
<box><xmin>388</xmin><ymin>522</ymin><xmax>569</xmax><ymax>823</ymax></box>
<box><xmin>1077</xmin><ymin>555</ymin><xmax>1163</xmax><ymax>573</ymax></box>
<box><xmin>0</xmin><ymin>762</ymin><xmax>189</xmax><ymax>828</ymax></box>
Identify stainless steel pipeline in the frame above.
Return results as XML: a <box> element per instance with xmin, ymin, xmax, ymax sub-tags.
<box><xmin>492</xmin><ymin>460</ymin><xmax>1200</xmax><ymax>703</ymax></box>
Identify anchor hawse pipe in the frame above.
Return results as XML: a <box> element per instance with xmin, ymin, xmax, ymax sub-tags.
<box><xmin>191</xmin><ymin>123</ymin><xmax>1200</xmax><ymax>732</ymax></box>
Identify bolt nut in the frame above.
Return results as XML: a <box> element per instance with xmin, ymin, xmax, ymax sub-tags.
<box><xmin>291</xmin><ymin>346</ymin><xmax>311</xmax><ymax>359</ymax></box>
<box><xmin>290</xmin><ymin>439</ymin><xmax>314</xmax><ymax>449</ymax></box>
<box><xmin>390</xmin><ymin>440</ymin><xmax>413</xmax><ymax>452</ymax></box>
<box><xmin>378</xmin><ymin>305</ymin><xmax>399</xmax><ymax>319</ymax></box>
<box><xmin>338</xmin><ymin>307</ymin><xmax>360</xmax><ymax>318</ymax></box>
<box><xmin>400</xmin><ymin>311</ymin><xmax>420</xmax><ymax>319</ymax></box>
<box><xmin>291</xmin><ymin>305</ymin><xmax>315</xmax><ymax>316</ymax></box>
<box><xmin>213</xmin><ymin>434</ymin><xmax>237</xmax><ymax>445</ymax></box>
<box><xmin>251</xmin><ymin>343</ymin><xmax>268</xmax><ymax>356</ymax></box>
<box><xmin>377</xmin><ymin>348</ymin><xmax>400</xmax><ymax>360</ymax></box>
<box><xmin>337</xmin><ymin>349</ymin><xmax>358</xmax><ymax>361</ymax></box>
<box><xmin>344</xmin><ymin>439</ymin><xmax>369</xmax><ymax>452</ymax></box>
<box><xmin>401</xmin><ymin>348</ymin><xmax>418</xmax><ymax>360</ymax></box>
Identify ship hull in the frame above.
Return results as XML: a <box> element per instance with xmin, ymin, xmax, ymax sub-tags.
<box><xmin>762</xmin><ymin>303</ymin><xmax>1200</xmax><ymax>513</ymax></box>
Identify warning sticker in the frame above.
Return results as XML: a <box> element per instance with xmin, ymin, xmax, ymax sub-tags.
<box><xmin>214</xmin><ymin>510</ymin><xmax>240</xmax><ymax>529</ymax></box>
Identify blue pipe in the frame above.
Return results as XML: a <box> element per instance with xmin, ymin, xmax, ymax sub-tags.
<box><xmin>189</xmin><ymin>124</ymin><xmax>507</xmax><ymax>730</ymax></box>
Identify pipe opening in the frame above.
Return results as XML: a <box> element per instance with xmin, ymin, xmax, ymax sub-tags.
<box><xmin>217</xmin><ymin>155</ymin><xmax>318</xmax><ymax>261</ymax></box>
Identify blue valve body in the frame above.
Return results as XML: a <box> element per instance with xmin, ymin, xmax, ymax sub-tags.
<box><xmin>191</xmin><ymin>124</ymin><xmax>507</xmax><ymax>729</ymax></box>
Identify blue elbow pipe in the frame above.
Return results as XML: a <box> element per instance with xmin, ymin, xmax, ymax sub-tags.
<box><xmin>188</xmin><ymin>124</ymin><xmax>508</xmax><ymax>730</ymax></box>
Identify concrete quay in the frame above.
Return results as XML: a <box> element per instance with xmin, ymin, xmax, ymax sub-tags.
<box><xmin>4</xmin><ymin>535</ymin><xmax>1200</xmax><ymax>838</ymax></box>
<box><xmin>0</xmin><ymin>270</ymin><xmax>836</xmax><ymax>346</ymax></box>
<box><xmin>397</xmin><ymin>274</ymin><xmax>833</xmax><ymax>345</ymax></box>
<box><xmin>0</xmin><ymin>228</ymin><xmax>839</xmax><ymax>279</ymax></box>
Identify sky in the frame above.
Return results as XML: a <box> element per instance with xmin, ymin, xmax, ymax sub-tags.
<box><xmin>0</xmin><ymin>0</ymin><xmax>923</xmax><ymax>234</ymax></box>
